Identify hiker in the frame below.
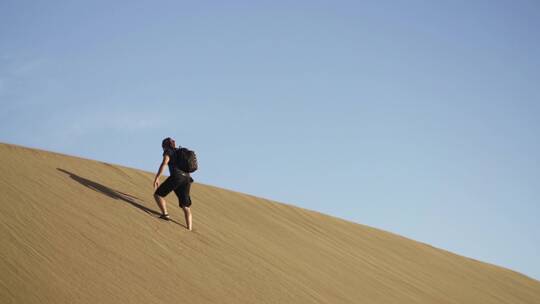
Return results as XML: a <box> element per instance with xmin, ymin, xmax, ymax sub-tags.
<box><xmin>153</xmin><ymin>137</ymin><xmax>194</xmax><ymax>231</ymax></box>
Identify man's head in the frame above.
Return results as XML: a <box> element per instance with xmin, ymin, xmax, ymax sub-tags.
<box><xmin>161</xmin><ymin>137</ymin><xmax>176</xmax><ymax>150</ymax></box>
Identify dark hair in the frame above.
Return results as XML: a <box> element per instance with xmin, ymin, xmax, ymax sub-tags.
<box><xmin>161</xmin><ymin>137</ymin><xmax>172</xmax><ymax>149</ymax></box>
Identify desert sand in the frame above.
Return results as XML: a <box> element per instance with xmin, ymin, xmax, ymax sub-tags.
<box><xmin>1</xmin><ymin>142</ymin><xmax>539</xmax><ymax>303</ymax></box>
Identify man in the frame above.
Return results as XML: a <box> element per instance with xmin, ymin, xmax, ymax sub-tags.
<box><xmin>153</xmin><ymin>137</ymin><xmax>193</xmax><ymax>231</ymax></box>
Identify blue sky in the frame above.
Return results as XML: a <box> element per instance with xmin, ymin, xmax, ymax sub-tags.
<box><xmin>1</xmin><ymin>1</ymin><xmax>539</xmax><ymax>280</ymax></box>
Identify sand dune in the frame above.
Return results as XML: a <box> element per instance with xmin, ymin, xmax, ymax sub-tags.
<box><xmin>1</xmin><ymin>142</ymin><xmax>539</xmax><ymax>303</ymax></box>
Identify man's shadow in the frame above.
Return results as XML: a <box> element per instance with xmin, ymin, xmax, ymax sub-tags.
<box><xmin>57</xmin><ymin>168</ymin><xmax>183</xmax><ymax>227</ymax></box>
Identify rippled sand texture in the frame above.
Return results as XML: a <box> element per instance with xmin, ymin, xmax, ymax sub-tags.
<box><xmin>1</xmin><ymin>143</ymin><xmax>539</xmax><ymax>303</ymax></box>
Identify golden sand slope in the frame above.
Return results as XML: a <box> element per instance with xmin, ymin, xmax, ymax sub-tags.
<box><xmin>0</xmin><ymin>143</ymin><xmax>539</xmax><ymax>304</ymax></box>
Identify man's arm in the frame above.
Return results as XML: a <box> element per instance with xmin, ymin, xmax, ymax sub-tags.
<box><xmin>153</xmin><ymin>154</ymin><xmax>170</xmax><ymax>189</ymax></box>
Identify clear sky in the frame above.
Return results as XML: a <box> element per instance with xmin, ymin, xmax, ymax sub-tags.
<box><xmin>1</xmin><ymin>1</ymin><xmax>539</xmax><ymax>280</ymax></box>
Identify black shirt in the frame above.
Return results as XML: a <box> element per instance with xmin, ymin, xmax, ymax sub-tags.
<box><xmin>163</xmin><ymin>148</ymin><xmax>183</xmax><ymax>177</ymax></box>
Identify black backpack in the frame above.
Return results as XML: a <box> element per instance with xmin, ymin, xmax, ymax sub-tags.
<box><xmin>176</xmin><ymin>147</ymin><xmax>198</xmax><ymax>173</ymax></box>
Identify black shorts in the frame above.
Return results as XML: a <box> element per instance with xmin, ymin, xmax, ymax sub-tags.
<box><xmin>154</xmin><ymin>174</ymin><xmax>193</xmax><ymax>207</ymax></box>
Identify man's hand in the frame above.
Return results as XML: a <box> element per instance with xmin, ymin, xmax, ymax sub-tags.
<box><xmin>153</xmin><ymin>155</ymin><xmax>168</xmax><ymax>190</ymax></box>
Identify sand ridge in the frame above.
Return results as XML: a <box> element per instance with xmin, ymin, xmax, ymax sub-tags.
<box><xmin>1</xmin><ymin>143</ymin><xmax>539</xmax><ymax>303</ymax></box>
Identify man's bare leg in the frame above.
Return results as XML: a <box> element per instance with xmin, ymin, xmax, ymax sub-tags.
<box><xmin>154</xmin><ymin>194</ymin><xmax>169</xmax><ymax>216</ymax></box>
<box><xmin>182</xmin><ymin>207</ymin><xmax>192</xmax><ymax>230</ymax></box>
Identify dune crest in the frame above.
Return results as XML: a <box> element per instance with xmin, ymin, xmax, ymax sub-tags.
<box><xmin>1</xmin><ymin>143</ymin><xmax>539</xmax><ymax>303</ymax></box>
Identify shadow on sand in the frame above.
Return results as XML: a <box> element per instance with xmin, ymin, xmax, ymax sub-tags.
<box><xmin>57</xmin><ymin>168</ymin><xmax>183</xmax><ymax>227</ymax></box>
